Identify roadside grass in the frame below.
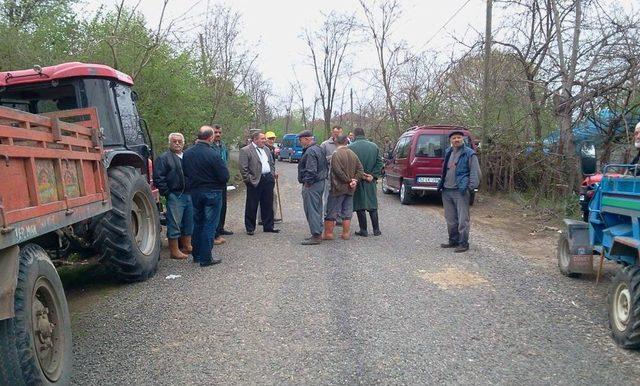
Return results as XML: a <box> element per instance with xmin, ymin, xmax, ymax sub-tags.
<box><xmin>505</xmin><ymin>190</ymin><xmax>582</xmax><ymax>222</ymax></box>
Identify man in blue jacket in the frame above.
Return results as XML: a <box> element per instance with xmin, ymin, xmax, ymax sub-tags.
<box><xmin>182</xmin><ymin>126</ymin><xmax>230</xmax><ymax>266</ymax></box>
<box><xmin>437</xmin><ymin>130</ymin><xmax>481</xmax><ymax>253</ymax></box>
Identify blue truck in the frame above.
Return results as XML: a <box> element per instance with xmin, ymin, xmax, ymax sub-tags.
<box><xmin>558</xmin><ymin>142</ymin><xmax>640</xmax><ymax>348</ymax></box>
<box><xmin>278</xmin><ymin>133</ymin><xmax>304</xmax><ymax>162</ymax></box>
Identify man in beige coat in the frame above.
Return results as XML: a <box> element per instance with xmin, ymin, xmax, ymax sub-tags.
<box><xmin>239</xmin><ymin>131</ymin><xmax>280</xmax><ymax>235</ymax></box>
<box><xmin>323</xmin><ymin>135</ymin><xmax>367</xmax><ymax>240</ymax></box>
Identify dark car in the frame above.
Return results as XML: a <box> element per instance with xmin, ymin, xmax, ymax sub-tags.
<box><xmin>382</xmin><ymin>125</ymin><xmax>477</xmax><ymax>204</ymax></box>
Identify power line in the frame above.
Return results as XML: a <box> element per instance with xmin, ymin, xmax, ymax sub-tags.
<box><xmin>419</xmin><ymin>0</ymin><xmax>473</xmax><ymax>51</ymax></box>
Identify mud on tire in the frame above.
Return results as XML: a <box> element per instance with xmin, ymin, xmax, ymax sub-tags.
<box><xmin>0</xmin><ymin>244</ymin><xmax>72</xmax><ymax>386</ymax></box>
<box><xmin>92</xmin><ymin>166</ymin><xmax>160</xmax><ymax>282</ymax></box>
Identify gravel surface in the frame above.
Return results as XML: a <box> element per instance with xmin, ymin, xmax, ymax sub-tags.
<box><xmin>69</xmin><ymin>162</ymin><xmax>640</xmax><ymax>385</ymax></box>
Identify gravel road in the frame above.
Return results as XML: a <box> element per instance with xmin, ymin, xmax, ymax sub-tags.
<box><xmin>69</xmin><ymin>161</ymin><xmax>640</xmax><ymax>385</ymax></box>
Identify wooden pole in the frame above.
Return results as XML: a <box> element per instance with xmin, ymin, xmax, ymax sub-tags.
<box><xmin>481</xmin><ymin>0</ymin><xmax>493</xmax><ymax>190</ymax></box>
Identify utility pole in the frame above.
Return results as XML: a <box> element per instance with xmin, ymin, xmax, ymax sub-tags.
<box><xmin>350</xmin><ymin>88</ymin><xmax>354</xmax><ymax>131</ymax></box>
<box><xmin>481</xmin><ymin>0</ymin><xmax>493</xmax><ymax>190</ymax></box>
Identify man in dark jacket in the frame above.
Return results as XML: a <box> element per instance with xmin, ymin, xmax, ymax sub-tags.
<box><xmin>182</xmin><ymin>126</ymin><xmax>230</xmax><ymax>266</ymax></box>
<box><xmin>153</xmin><ymin>132</ymin><xmax>192</xmax><ymax>260</ymax></box>
<box><xmin>211</xmin><ymin>124</ymin><xmax>233</xmax><ymax>245</ymax></box>
<box><xmin>297</xmin><ymin>130</ymin><xmax>328</xmax><ymax>245</ymax></box>
<box><xmin>437</xmin><ymin>130</ymin><xmax>481</xmax><ymax>253</ymax></box>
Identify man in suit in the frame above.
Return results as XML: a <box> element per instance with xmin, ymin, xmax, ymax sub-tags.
<box><xmin>239</xmin><ymin>131</ymin><xmax>280</xmax><ymax>235</ymax></box>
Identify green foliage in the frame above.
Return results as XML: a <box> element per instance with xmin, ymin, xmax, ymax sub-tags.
<box><xmin>0</xmin><ymin>2</ymin><xmax>258</xmax><ymax>157</ymax></box>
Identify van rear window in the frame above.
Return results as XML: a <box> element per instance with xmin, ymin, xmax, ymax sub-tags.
<box><xmin>415</xmin><ymin>134</ymin><xmax>445</xmax><ymax>158</ymax></box>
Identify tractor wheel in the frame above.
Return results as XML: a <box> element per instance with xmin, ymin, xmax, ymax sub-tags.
<box><xmin>93</xmin><ymin>166</ymin><xmax>160</xmax><ymax>282</ymax></box>
<box><xmin>607</xmin><ymin>266</ymin><xmax>640</xmax><ymax>349</ymax></box>
<box><xmin>0</xmin><ymin>244</ymin><xmax>72</xmax><ymax>386</ymax></box>
<box><xmin>399</xmin><ymin>181</ymin><xmax>413</xmax><ymax>205</ymax></box>
<box><xmin>381</xmin><ymin>176</ymin><xmax>393</xmax><ymax>194</ymax></box>
<box><xmin>557</xmin><ymin>233</ymin><xmax>581</xmax><ymax>278</ymax></box>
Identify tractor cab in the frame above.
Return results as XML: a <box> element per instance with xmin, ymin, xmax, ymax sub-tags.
<box><xmin>0</xmin><ymin>62</ymin><xmax>153</xmax><ymax>166</ymax></box>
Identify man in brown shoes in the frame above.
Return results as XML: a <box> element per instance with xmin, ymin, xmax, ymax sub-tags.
<box><xmin>323</xmin><ymin>135</ymin><xmax>365</xmax><ymax>241</ymax></box>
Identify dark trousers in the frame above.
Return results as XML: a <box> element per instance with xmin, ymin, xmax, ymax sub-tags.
<box><xmin>245</xmin><ymin>174</ymin><xmax>275</xmax><ymax>232</ymax></box>
<box><xmin>215</xmin><ymin>187</ymin><xmax>227</xmax><ymax>237</ymax></box>
<box><xmin>191</xmin><ymin>190</ymin><xmax>222</xmax><ymax>263</ymax></box>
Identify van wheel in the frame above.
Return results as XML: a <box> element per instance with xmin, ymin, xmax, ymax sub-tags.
<box><xmin>400</xmin><ymin>182</ymin><xmax>413</xmax><ymax>205</ymax></box>
<box><xmin>608</xmin><ymin>266</ymin><xmax>640</xmax><ymax>348</ymax></box>
<box><xmin>381</xmin><ymin>176</ymin><xmax>393</xmax><ymax>194</ymax></box>
<box><xmin>0</xmin><ymin>244</ymin><xmax>73</xmax><ymax>386</ymax></box>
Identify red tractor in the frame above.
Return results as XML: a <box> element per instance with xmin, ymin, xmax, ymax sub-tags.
<box><xmin>0</xmin><ymin>62</ymin><xmax>161</xmax><ymax>385</ymax></box>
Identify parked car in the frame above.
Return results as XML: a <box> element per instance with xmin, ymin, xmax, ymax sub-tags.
<box><xmin>382</xmin><ymin>125</ymin><xmax>478</xmax><ymax>205</ymax></box>
<box><xmin>279</xmin><ymin>133</ymin><xmax>304</xmax><ymax>162</ymax></box>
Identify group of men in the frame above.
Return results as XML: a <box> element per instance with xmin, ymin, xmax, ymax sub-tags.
<box><xmin>154</xmin><ymin>123</ymin><xmax>481</xmax><ymax>269</ymax></box>
<box><xmin>297</xmin><ymin>126</ymin><xmax>384</xmax><ymax>244</ymax></box>
<box><xmin>153</xmin><ymin>125</ymin><xmax>232</xmax><ymax>267</ymax></box>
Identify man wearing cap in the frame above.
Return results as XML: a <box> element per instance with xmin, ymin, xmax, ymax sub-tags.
<box><xmin>211</xmin><ymin>124</ymin><xmax>233</xmax><ymax>245</ymax></box>
<box><xmin>265</xmin><ymin>131</ymin><xmax>277</xmax><ymax>160</ymax></box>
<box><xmin>239</xmin><ymin>131</ymin><xmax>280</xmax><ymax>235</ymax></box>
<box><xmin>437</xmin><ymin>130</ymin><xmax>481</xmax><ymax>253</ymax></box>
<box><xmin>297</xmin><ymin>130</ymin><xmax>328</xmax><ymax>245</ymax></box>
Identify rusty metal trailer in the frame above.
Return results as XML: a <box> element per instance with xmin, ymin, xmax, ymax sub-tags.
<box><xmin>0</xmin><ymin>106</ymin><xmax>110</xmax><ymax>385</ymax></box>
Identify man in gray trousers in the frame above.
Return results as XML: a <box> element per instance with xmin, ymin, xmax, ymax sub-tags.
<box><xmin>437</xmin><ymin>130</ymin><xmax>481</xmax><ymax>253</ymax></box>
<box><xmin>297</xmin><ymin>130</ymin><xmax>328</xmax><ymax>245</ymax></box>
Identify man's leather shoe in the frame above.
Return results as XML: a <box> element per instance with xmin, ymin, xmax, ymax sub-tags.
<box><xmin>200</xmin><ymin>259</ymin><xmax>222</xmax><ymax>267</ymax></box>
<box><xmin>373</xmin><ymin>230</ymin><xmax>382</xmax><ymax>236</ymax></box>
<box><xmin>355</xmin><ymin>230</ymin><xmax>368</xmax><ymax>237</ymax></box>
<box><xmin>264</xmin><ymin>229</ymin><xmax>280</xmax><ymax>233</ymax></box>
<box><xmin>219</xmin><ymin>229</ymin><xmax>234</xmax><ymax>235</ymax></box>
<box><xmin>454</xmin><ymin>245</ymin><xmax>469</xmax><ymax>253</ymax></box>
<box><xmin>440</xmin><ymin>243</ymin><xmax>458</xmax><ymax>248</ymax></box>
<box><xmin>246</xmin><ymin>230</ymin><xmax>255</xmax><ymax>235</ymax></box>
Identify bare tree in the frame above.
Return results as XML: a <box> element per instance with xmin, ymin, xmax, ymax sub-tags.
<box><xmin>304</xmin><ymin>11</ymin><xmax>356</xmax><ymax>137</ymax></box>
<box><xmin>198</xmin><ymin>4</ymin><xmax>258</xmax><ymax>123</ymax></box>
<box><xmin>359</xmin><ymin>0</ymin><xmax>404</xmax><ymax>137</ymax></box>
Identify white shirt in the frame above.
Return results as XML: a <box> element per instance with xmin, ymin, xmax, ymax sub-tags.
<box><xmin>253</xmin><ymin>143</ymin><xmax>271</xmax><ymax>174</ymax></box>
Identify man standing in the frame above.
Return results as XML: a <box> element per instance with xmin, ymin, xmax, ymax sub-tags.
<box><xmin>239</xmin><ymin>131</ymin><xmax>280</xmax><ymax>235</ymax></box>
<box><xmin>349</xmin><ymin>127</ymin><xmax>384</xmax><ymax>237</ymax></box>
<box><xmin>153</xmin><ymin>133</ymin><xmax>192</xmax><ymax>260</ymax></box>
<box><xmin>323</xmin><ymin>135</ymin><xmax>364</xmax><ymax>240</ymax></box>
<box><xmin>182</xmin><ymin>126</ymin><xmax>229</xmax><ymax>266</ymax></box>
<box><xmin>320</xmin><ymin>126</ymin><xmax>343</xmax><ymax>219</ymax></box>
<box><xmin>437</xmin><ymin>130</ymin><xmax>481</xmax><ymax>253</ymax></box>
<box><xmin>297</xmin><ymin>130</ymin><xmax>328</xmax><ymax>245</ymax></box>
<box><xmin>263</xmin><ymin>131</ymin><xmax>281</xmax><ymax>223</ymax></box>
<box><xmin>211</xmin><ymin>124</ymin><xmax>233</xmax><ymax>245</ymax></box>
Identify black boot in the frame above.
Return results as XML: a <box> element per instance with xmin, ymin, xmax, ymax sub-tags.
<box><xmin>369</xmin><ymin>209</ymin><xmax>381</xmax><ymax>236</ymax></box>
<box><xmin>355</xmin><ymin>210</ymin><xmax>368</xmax><ymax>237</ymax></box>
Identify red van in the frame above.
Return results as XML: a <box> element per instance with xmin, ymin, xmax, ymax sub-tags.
<box><xmin>381</xmin><ymin>125</ymin><xmax>477</xmax><ymax>204</ymax></box>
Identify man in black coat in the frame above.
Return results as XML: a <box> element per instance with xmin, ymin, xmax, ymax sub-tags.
<box><xmin>182</xmin><ymin>126</ymin><xmax>230</xmax><ymax>266</ymax></box>
<box><xmin>153</xmin><ymin>132</ymin><xmax>192</xmax><ymax>260</ymax></box>
<box><xmin>297</xmin><ymin>130</ymin><xmax>328</xmax><ymax>245</ymax></box>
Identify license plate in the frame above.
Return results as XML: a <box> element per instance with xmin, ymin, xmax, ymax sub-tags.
<box><xmin>579</xmin><ymin>194</ymin><xmax>585</xmax><ymax>202</ymax></box>
<box><xmin>417</xmin><ymin>177</ymin><xmax>440</xmax><ymax>184</ymax></box>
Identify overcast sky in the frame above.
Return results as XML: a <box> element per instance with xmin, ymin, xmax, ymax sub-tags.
<box><xmin>85</xmin><ymin>0</ymin><xmax>637</xmax><ymax>111</ymax></box>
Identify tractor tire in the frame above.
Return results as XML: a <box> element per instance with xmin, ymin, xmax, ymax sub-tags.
<box><xmin>381</xmin><ymin>175</ymin><xmax>393</xmax><ymax>194</ymax></box>
<box><xmin>557</xmin><ymin>233</ymin><xmax>581</xmax><ymax>278</ymax></box>
<box><xmin>607</xmin><ymin>266</ymin><xmax>640</xmax><ymax>349</ymax></box>
<box><xmin>0</xmin><ymin>244</ymin><xmax>72</xmax><ymax>386</ymax></box>
<box><xmin>399</xmin><ymin>181</ymin><xmax>413</xmax><ymax>205</ymax></box>
<box><xmin>93</xmin><ymin>166</ymin><xmax>161</xmax><ymax>282</ymax></box>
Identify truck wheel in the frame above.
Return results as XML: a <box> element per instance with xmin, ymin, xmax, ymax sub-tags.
<box><xmin>608</xmin><ymin>266</ymin><xmax>640</xmax><ymax>349</ymax></box>
<box><xmin>93</xmin><ymin>166</ymin><xmax>161</xmax><ymax>282</ymax></box>
<box><xmin>400</xmin><ymin>181</ymin><xmax>413</xmax><ymax>205</ymax></box>
<box><xmin>0</xmin><ymin>244</ymin><xmax>72</xmax><ymax>386</ymax></box>
<box><xmin>381</xmin><ymin>176</ymin><xmax>393</xmax><ymax>194</ymax></box>
<box><xmin>557</xmin><ymin>233</ymin><xmax>581</xmax><ymax>278</ymax></box>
